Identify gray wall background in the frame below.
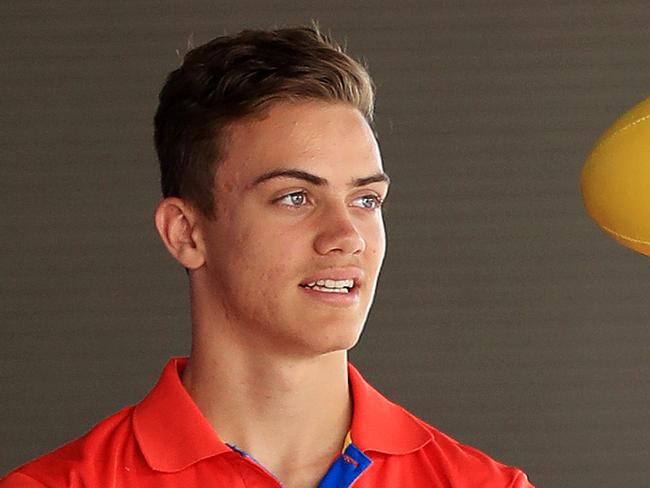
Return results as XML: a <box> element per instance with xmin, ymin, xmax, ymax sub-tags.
<box><xmin>2</xmin><ymin>1</ymin><xmax>650</xmax><ymax>486</ymax></box>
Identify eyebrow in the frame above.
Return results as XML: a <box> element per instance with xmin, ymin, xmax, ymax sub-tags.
<box><xmin>252</xmin><ymin>168</ymin><xmax>390</xmax><ymax>188</ymax></box>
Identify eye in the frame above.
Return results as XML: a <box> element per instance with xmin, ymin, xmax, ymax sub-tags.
<box><xmin>277</xmin><ymin>191</ymin><xmax>309</xmax><ymax>207</ymax></box>
<box><xmin>352</xmin><ymin>194</ymin><xmax>383</xmax><ymax>210</ymax></box>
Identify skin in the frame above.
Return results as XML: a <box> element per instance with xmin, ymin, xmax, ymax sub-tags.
<box><xmin>155</xmin><ymin>100</ymin><xmax>389</xmax><ymax>488</ymax></box>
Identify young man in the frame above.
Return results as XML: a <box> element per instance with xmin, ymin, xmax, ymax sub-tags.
<box><xmin>2</xmin><ymin>26</ymin><xmax>533</xmax><ymax>487</ymax></box>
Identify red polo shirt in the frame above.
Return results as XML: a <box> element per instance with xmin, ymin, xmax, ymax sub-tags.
<box><xmin>1</xmin><ymin>358</ymin><xmax>533</xmax><ymax>487</ymax></box>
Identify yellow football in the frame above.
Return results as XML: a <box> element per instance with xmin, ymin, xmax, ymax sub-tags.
<box><xmin>581</xmin><ymin>97</ymin><xmax>650</xmax><ymax>256</ymax></box>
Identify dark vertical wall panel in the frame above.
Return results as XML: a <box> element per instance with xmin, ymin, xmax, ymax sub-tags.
<box><xmin>2</xmin><ymin>2</ymin><xmax>650</xmax><ymax>486</ymax></box>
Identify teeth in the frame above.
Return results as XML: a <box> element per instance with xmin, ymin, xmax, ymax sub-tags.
<box><xmin>304</xmin><ymin>279</ymin><xmax>355</xmax><ymax>291</ymax></box>
<box><xmin>313</xmin><ymin>279</ymin><xmax>354</xmax><ymax>289</ymax></box>
<box><xmin>312</xmin><ymin>285</ymin><xmax>349</xmax><ymax>293</ymax></box>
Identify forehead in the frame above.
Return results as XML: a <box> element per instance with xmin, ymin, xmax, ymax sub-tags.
<box><xmin>218</xmin><ymin>101</ymin><xmax>382</xmax><ymax>185</ymax></box>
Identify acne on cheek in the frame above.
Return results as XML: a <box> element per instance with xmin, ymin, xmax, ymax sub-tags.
<box><xmin>214</xmin><ymin>169</ymin><xmax>235</xmax><ymax>193</ymax></box>
<box><xmin>257</xmin><ymin>267</ymin><xmax>286</xmax><ymax>295</ymax></box>
<box><xmin>218</xmin><ymin>179</ymin><xmax>234</xmax><ymax>193</ymax></box>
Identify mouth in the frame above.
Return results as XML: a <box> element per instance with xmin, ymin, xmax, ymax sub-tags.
<box><xmin>299</xmin><ymin>278</ymin><xmax>356</xmax><ymax>294</ymax></box>
<box><xmin>298</xmin><ymin>267</ymin><xmax>363</xmax><ymax>303</ymax></box>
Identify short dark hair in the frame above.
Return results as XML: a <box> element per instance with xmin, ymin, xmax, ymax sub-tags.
<box><xmin>154</xmin><ymin>25</ymin><xmax>375</xmax><ymax>217</ymax></box>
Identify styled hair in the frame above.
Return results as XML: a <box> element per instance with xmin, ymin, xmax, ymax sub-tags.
<box><xmin>154</xmin><ymin>25</ymin><xmax>375</xmax><ymax>217</ymax></box>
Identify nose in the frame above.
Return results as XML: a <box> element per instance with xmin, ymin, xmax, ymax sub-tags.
<box><xmin>313</xmin><ymin>205</ymin><xmax>366</xmax><ymax>256</ymax></box>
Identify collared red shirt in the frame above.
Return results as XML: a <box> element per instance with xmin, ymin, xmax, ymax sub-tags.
<box><xmin>1</xmin><ymin>358</ymin><xmax>534</xmax><ymax>487</ymax></box>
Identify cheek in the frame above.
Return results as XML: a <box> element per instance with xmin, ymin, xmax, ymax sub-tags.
<box><xmin>364</xmin><ymin>220</ymin><xmax>387</xmax><ymax>263</ymax></box>
<box><xmin>235</xmin><ymin>225</ymin><xmax>301</xmax><ymax>282</ymax></box>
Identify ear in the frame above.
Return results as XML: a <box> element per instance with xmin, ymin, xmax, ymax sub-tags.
<box><xmin>154</xmin><ymin>197</ymin><xmax>205</xmax><ymax>269</ymax></box>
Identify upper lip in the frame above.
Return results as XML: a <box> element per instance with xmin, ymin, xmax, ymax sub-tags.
<box><xmin>300</xmin><ymin>267</ymin><xmax>364</xmax><ymax>288</ymax></box>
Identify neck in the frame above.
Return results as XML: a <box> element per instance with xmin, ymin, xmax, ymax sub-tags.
<box><xmin>182</xmin><ymin>293</ymin><xmax>352</xmax><ymax>485</ymax></box>
<box><xmin>182</xmin><ymin>347</ymin><xmax>351</xmax><ymax>451</ymax></box>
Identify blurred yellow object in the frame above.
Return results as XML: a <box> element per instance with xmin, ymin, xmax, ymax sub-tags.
<box><xmin>581</xmin><ymin>97</ymin><xmax>650</xmax><ymax>256</ymax></box>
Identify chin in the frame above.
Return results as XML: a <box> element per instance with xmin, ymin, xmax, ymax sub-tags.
<box><xmin>310</xmin><ymin>321</ymin><xmax>366</xmax><ymax>355</ymax></box>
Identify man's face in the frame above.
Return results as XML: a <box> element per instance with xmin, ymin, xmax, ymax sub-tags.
<box><xmin>195</xmin><ymin>101</ymin><xmax>388</xmax><ymax>358</ymax></box>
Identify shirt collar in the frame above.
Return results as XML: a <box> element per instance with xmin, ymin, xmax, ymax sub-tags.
<box><xmin>133</xmin><ymin>357</ymin><xmax>231</xmax><ymax>472</ymax></box>
<box><xmin>133</xmin><ymin>358</ymin><xmax>433</xmax><ymax>472</ymax></box>
<box><xmin>347</xmin><ymin>363</ymin><xmax>433</xmax><ymax>455</ymax></box>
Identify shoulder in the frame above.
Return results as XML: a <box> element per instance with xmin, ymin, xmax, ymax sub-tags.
<box><xmin>0</xmin><ymin>473</ymin><xmax>47</xmax><ymax>488</ymax></box>
<box><xmin>1</xmin><ymin>405</ymin><xmax>136</xmax><ymax>488</ymax></box>
<box><xmin>410</xmin><ymin>415</ymin><xmax>534</xmax><ymax>487</ymax></box>
<box><xmin>347</xmin><ymin>364</ymin><xmax>534</xmax><ymax>487</ymax></box>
